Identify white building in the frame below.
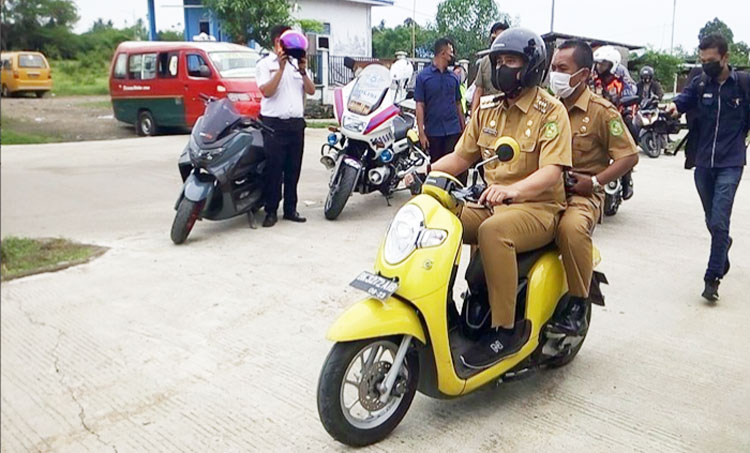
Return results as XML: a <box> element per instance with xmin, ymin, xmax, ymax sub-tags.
<box><xmin>292</xmin><ymin>0</ymin><xmax>393</xmax><ymax>57</ymax></box>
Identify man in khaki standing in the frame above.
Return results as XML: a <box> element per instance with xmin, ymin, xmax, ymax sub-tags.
<box><xmin>470</xmin><ymin>20</ymin><xmax>510</xmax><ymax>114</ymax></box>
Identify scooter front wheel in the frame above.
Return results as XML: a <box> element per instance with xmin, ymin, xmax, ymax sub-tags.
<box><xmin>317</xmin><ymin>337</ymin><xmax>419</xmax><ymax>447</ymax></box>
<box><xmin>546</xmin><ymin>301</ymin><xmax>592</xmax><ymax>368</ymax></box>
<box><xmin>170</xmin><ymin>198</ymin><xmax>202</xmax><ymax>245</ymax></box>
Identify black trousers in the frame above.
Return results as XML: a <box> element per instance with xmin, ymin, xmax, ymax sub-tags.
<box><xmin>427</xmin><ymin>133</ymin><xmax>466</xmax><ymax>184</ymax></box>
<box><xmin>260</xmin><ymin>116</ymin><xmax>306</xmax><ymax>216</ymax></box>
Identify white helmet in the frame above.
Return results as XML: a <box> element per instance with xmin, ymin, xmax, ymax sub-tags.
<box><xmin>593</xmin><ymin>45</ymin><xmax>621</xmax><ymax>68</ymax></box>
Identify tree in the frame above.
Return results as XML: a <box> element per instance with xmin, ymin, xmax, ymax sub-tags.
<box><xmin>1</xmin><ymin>0</ymin><xmax>80</xmax><ymax>55</ymax></box>
<box><xmin>202</xmin><ymin>0</ymin><xmax>291</xmax><ymax>48</ymax></box>
<box><xmin>434</xmin><ymin>0</ymin><xmax>510</xmax><ymax>60</ymax></box>
<box><xmin>630</xmin><ymin>49</ymin><xmax>683</xmax><ymax>87</ymax></box>
<box><xmin>159</xmin><ymin>29</ymin><xmax>185</xmax><ymax>42</ymax></box>
<box><xmin>698</xmin><ymin>17</ymin><xmax>733</xmax><ymax>44</ymax></box>
<box><xmin>298</xmin><ymin>19</ymin><xmax>323</xmax><ymax>34</ymax></box>
<box><xmin>372</xmin><ymin>19</ymin><xmax>435</xmax><ymax>59</ymax></box>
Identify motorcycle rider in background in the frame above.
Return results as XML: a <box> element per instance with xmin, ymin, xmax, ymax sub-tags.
<box><xmin>637</xmin><ymin>65</ymin><xmax>664</xmax><ymax>102</ymax></box>
<box><xmin>591</xmin><ymin>45</ymin><xmax>637</xmax><ymax>200</ymax></box>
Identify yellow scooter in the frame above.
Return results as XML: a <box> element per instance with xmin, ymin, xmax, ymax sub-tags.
<box><xmin>317</xmin><ymin>134</ymin><xmax>608</xmax><ymax>447</ymax></box>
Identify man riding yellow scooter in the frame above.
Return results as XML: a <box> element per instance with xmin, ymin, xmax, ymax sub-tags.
<box><xmin>317</xmin><ymin>28</ymin><xmax>609</xmax><ymax>447</ymax></box>
<box><xmin>431</xmin><ymin>27</ymin><xmax>571</xmax><ymax>367</ymax></box>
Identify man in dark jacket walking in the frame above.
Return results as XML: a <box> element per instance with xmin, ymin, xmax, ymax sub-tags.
<box><xmin>668</xmin><ymin>33</ymin><xmax>750</xmax><ymax>301</ymax></box>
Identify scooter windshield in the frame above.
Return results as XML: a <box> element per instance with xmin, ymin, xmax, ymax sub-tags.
<box><xmin>347</xmin><ymin>64</ymin><xmax>391</xmax><ymax>116</ymax></box>
<box><xmin>196</xmin><ymin>98</ymin><xmax>242</xmax><ymax>144</ymax></box>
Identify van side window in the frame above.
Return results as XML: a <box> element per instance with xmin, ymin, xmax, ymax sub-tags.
<box><xmin>187</xmin><ymin>54</ymin><xmax>211</xmax><ymax>78</ymax></box>
<box><xmin>128</xmin><ymin>53</ymin><xmax>157</xmax><ymax>80</ymax></box>
<box><xmin>142</xmin><ymin>53</ymin><xmax>157</xmax><ymax>79</ymax></box>
<box><xmin>158</xmin><ymin>52</ymin><xmax>179</xmax><ymax>78</ymax></box>
<box><xmin>128</xmin><ymin>54</ymin><xmax>143</xmax><ymax>79</ymax></box>
<box><xmin>113</xmin><ymin>53</ymin><xmax>127</xmax><ymax>79</ymax></box>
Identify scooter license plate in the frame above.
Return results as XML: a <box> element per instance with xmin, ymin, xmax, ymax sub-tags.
<box><xmin>350</xmin><ymin>271</ymin><xmax>399</xmax><ymax>301</ymax></box>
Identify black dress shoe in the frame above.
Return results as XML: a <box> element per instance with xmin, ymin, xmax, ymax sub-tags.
<box><xmin>702</xmin><ymin>279</ymin><xmax>720</xmax><ymax>302</ymax></box>
<box><xmin>549</xmin><ymin>297</ymin><xmax>588</xmax><ymax>335</ymax></box>
<box><xmin>283</xmin><ymin>211</ymin><xmax>307</xmax><ymax>223</ymax></box>
<box><xmin>262</xmin><ymin>213</ymin><xmax>277</xmax><ymax>228</ymax></box>
<box><xmin>460</xmin><ymin>326</ymin><xmax>523</xmax><ymax>369</ymax></box>
<box><xmin>723</xmin><ymin>237</ymin><xmax>733</xmax><ymax>277</ymax></box>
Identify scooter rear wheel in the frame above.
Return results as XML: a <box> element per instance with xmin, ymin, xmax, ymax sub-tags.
<box><xmin>171</xmin><ymin>199</ymin><xmax>201</xmax><ymax>245</ymax></box>
<box><xmin>317</xmin><ymin>338</ymin><xmax>419</xmax><ymax>446</ymax></box>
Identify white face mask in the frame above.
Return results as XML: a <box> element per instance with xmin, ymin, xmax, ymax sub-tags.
<box><xmin>549</xmin><ymin>69</ymin><xmax>583</xmax><ymax>98</ymax></box>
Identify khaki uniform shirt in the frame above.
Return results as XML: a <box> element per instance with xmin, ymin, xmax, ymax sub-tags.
<box><xmin>568</xmin><ymin>87</ymin><xmax>637</xmax><ymax>175</ymax></box>
<box><xmin>456</xmin><ymin>86</ymin><xmax>572</xmax><ymax>205</ymax></box>
<box><xmin>473</xmin><ymin>56</ymin><xmax>501</xmax><ymax>96</ymax></box>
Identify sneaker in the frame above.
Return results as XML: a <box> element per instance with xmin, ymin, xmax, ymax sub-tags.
<box><xmin>702</xmin><ymin>279</ymin><xmax>720</xmax><ymax>302</ymax></box>
<box><xmin>549</xmin><ymin>297</ymin><xmax>588</xmax><ymax>335</ymax></box>
<box><xmin>460</xmin><ymin>325</ymin><xmax>523</xmax><ymax>369</ymax></box>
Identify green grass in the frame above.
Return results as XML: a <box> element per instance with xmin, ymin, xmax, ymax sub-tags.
<box><xmin>0</xmin><ymin>126</ymin><xmax>53</xmax><ymax>145</ymax></box>
<box><xmin>0</xmin><ymin>117</ymin><xmax>59</xmax><ymax>145</ymax></box>
<box><xmin>1</xmin><ymin>237</ymin><xmax>103</xmax><ymax>280</ymax></box>
<box><xmin>306</xmin><ymin>121</ymin><xmax>339</xmax><ymax>129</ymax></box>
<box><xmin>50</xmin><ymin>59</ymin><xmax>109</xmax><ymax>96</ymax></box>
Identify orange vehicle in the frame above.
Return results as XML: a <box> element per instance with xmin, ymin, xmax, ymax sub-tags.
<box><xmin>109</xmin><ymin>41</ymin><xmax>262</xmax><ymax>136</ymax></box>
<box><xmin>0</xmin><ymin>51</ymin><xmax>53</xmax><ymax>98</ymax></box>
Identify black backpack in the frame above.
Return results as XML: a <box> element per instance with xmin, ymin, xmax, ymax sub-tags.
<box><xmin>683</xmin><ymin>70</ymin><xmax>750</xmax><ymax>169</ymax></box>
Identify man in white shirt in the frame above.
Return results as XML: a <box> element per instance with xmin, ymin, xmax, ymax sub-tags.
<box><xmin>256</xmin><ymin>25</ymin><xmax>316</xmax><ymax>227</ymax></box>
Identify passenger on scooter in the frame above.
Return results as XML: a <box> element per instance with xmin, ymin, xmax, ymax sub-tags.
<box><xmin>429</xmin><ymin>28</ymin><xmax>573</xmax><ymax>368</ymax></box>
<box><xmin>548</xmin><ymin>40</ymin><xmax>638</xmax><ymax>334</ymax></box>
<box><xmin>592</xmin><ymin>45</ymin><xmax>636</xmax><ymax>200</ymax></box>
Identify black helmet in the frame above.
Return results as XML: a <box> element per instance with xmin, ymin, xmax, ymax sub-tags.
<box><xmin>489</xmin><ymin>27</ymin><xmax>548</xmax><ymax>92</ymax></box>
<box><xmin>640</xmin><ymin>65</ymin><xmax>654</xmax><ymax>81</ymax></box>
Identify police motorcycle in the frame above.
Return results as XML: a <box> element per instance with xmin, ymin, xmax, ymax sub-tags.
<box><xmin>320</xmin><ymin>55</ymin><xmax>429</xmax><ymax>220</ymax></box>
<box><xmin>317</xmin><ymin>137</ymin><xmax>608</xmax><ymax>446</ymax></box>
<box><xmin>170</xmin><ymin>95</ymin><xmax>274</xmax><ymax>244</ymax></box>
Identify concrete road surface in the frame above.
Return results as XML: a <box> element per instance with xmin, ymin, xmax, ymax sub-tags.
<box><xmin>2</xmin><ymin>132</ymin><xmax>749</xmax><ymax>452</ymax></box>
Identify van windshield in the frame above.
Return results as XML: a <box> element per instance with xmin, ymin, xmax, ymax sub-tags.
<box><xmin>19</xmin><ymin>54</ymin><xmax>47</xmax><ymax>68</ymax></box>
<box><xmin>208</xmin><ymin>51</ymin><xmax>259</xmax><ymax>78</ymax></box>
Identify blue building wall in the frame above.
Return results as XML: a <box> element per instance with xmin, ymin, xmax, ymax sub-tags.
<box><xmin>183</xmin><ymin>0</ymin><xmax>229</xmax><ymax>42</ymax></box>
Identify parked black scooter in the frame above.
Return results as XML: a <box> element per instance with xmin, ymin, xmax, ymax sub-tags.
<box><xmin>171</xmin><ymin>96</ymin><xmax>274</xmax><ymax>244</ymax></box>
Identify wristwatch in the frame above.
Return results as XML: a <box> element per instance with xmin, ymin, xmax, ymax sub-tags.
<box><xmin>591</xmin><ymin>175</ymin><xmax>604</xmax><ymax>193</ymax></box>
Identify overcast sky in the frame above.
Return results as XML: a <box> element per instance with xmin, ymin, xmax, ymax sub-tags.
<box><xmin>73</xmin><ymin>0</ymin><xmax>750</xmax><ymax>53</ymax></box>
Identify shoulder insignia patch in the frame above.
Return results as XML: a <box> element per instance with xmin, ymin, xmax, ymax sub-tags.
<box><xmin>533</xmin><ymin>96</ymin><xmax>550</xmax><ymax>114</ymax></box>
<box><xmin>542</xmin><ymin>121</ymin><xmax>559</xmax><ymax>139</ymax></box>
<box><xmin>609</xmin><ymin>118</ymin><xmax>624</xmax><ymax>136</ymax></box>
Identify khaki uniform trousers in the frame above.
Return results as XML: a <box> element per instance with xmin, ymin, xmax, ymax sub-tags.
<box><xmin>461</xmin><ymin>203</ymin><xmax>561</xmax><ymax>329</ymax></box>
<box><xmin>555</xmin><ymin>194</ymin><xmax>603</xmax><ymax>298</ymax></box>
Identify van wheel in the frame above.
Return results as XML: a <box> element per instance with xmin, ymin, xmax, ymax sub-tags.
<box><xmin>1</xmin><ymin>85</ymin><xmax>10</xmax><ymax>97</ymax></box>
<box><xmin>35</xmin><ymin>91</ymin><xmax>47</xmax><ymax>98</ymax></box>
<box><xmin>136</xmin><ymin>110</ymin><xmax>158</xmax><ymax>136</ymax></box>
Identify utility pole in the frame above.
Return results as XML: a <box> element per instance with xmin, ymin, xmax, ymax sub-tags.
<box><xmin>412</xmin><ymin>0</ymin><xmax>416</xmax><ymax>58</ymax></box>
<box><xmin>670</xmin><ymin>0</ymin><xmax>676</xmax><ymax>54</ymax></box>
<box><xmin>550</xmin><ymin>0</ymin><xmax>555</xmax><ymax>33</ymax></box>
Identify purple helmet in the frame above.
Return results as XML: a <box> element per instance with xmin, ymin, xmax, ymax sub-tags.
<box><xmin>280</xmin><ymin>30</ymin><xmax>308</xmax><ymax>60</ymax></box>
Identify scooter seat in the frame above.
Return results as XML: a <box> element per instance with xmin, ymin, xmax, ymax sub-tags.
<box><xmin>465</xmin><ymin>243</ymin><xmax>556</xmax><ymax>291</ymax></box>
<box><xmin>392</xmin><ymin>115</ymin><xmax>415</xmax><ymax>142</ymax></box>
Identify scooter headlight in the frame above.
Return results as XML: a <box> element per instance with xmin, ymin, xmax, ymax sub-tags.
<box><xmin>384</xmin><ymin>204</ymin><xmax>424</xmax><ymax>264</ymax></box>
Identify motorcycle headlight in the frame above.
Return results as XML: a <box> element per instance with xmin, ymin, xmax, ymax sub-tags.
<box><xmin>343</xmin><ymin>115</ymin><xmax>366</xmax><ymax>133</ymax></box>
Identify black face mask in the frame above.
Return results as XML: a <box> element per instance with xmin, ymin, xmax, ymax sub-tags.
<box><xmin>495</xmin><ymin>65</ymin><xmax>523</xmax><ymax>96</ymax></box>
<box><xmin>702</xmin><ymin>60</ymin><xmax>724</xmax><ymax>79</ymax></box>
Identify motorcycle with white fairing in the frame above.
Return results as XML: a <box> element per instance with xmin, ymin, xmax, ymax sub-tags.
<box><xmin>320</xmin><ymin>58</ymin><xmax>428</xmax><ymax>220</ymax></box>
